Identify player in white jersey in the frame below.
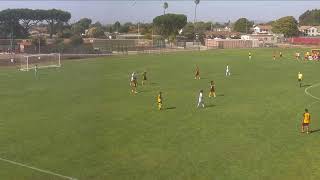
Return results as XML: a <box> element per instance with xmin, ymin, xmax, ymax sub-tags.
<box><xmin>225</xmin><ymin>64</ymin><xmax>231</xmax><ymax>76</ymax></box>
<box><xmin>130</xmin><ymin>72</ymin><xmax>135</xmax><ymax>81</ymax></box>
<box><xmin>34</xmin><ymin>64</ymin><xmax>38</xmax><ymax>78</ymax></box>
<box><xmin>197</xmin><ymin>90</ymin><xmax>205</xmax><ymax>108</ymax></box>
<box><xmin>130</xmin><ymin>72</ymin><xmax>138</xmax><ymax>94</ymax></box>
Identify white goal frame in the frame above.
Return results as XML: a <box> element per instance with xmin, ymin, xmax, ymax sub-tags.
<box><xmin>20</xmin><ymin>53</ymin><xmax>61</xmax><ymax>71</ymax></box>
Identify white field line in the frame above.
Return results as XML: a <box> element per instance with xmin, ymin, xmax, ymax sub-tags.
<box><xmin>305</xmin><ymin>83</ymin><xmax>320</xmax><ymax>102</ymax></box>
<box><xmin>0</xmin><ymin>157</ymin><xmax>77</xmax><ymax>180</ymax></box>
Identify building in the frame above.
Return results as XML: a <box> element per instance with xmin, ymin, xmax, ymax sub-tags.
<box><xmin>205</xmin><ymin>31</ymin><xmax>242</xmax><ymax>39</ymax></box>
<box><xmin>241</xmin><ymin>33</ymin><xmax>284</xmax><ymax>47</ymax></box>
<box><xmin>205</xmin><ymin>39</ymin><xmax>259</xmax><ymax>49</ymax></box>
<box><xmin>212</xmin><ymin>26</ymin><xmax>231</xmax><ymax>32</ymax></box>
<box><xmin>299</xmin><ymin>26</ymin><xmax>320</xmax><ymax>36</ymax></box>
<box><xmin>253</xmin><ymin>25</ymin><xmax>272</xmax><ymax>34</ymax></box>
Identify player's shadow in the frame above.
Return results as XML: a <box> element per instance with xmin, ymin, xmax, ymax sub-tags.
<box><xmin>311</xmin><ymin>129</ymin><xmax>320</xmax><ymax>134</ymax></box>
<box><xmin>165</xmin><ymin>107</ymin><xmax>176</xmax><ymax>110</ymax></box>
<box><xmin>139</xmin><ymin>90</ymin><xmax>152</xmax><ymax>93</ymax></box>
<box><xmin>301</xmin><ymin>84</ymin><xmax>312</xmax><ymax>87</ymax></box>
<box><xmin>206</xmin><ymin>104</ymin><xmax>215</xmax><ymax>108</ymax></box>
<box><xmin>218</xmin><ymin>94</ymin><xmax>225</xmax><ymax>97</ymax></box>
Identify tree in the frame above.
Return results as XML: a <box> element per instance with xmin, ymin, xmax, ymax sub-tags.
<box><xmin>119</xmin><ymin>24</ymin><xmax>130</xmax><ymax>33</ymax></box>
<box><xmin>31</xmin><ymin>36</ymin><xmax>46</xmax><ymax>47</ymax></box>
<box><xmin>59</xmin><ymin>28</ymin><xmax>73</xmax><ymax>38</ymax></box>
<box><xmin>233</xmin><ymin>18</ymin><xmax>254</xmax><ymax>33</ymax></box>
<box><xmin>272</xmin><ymin>16</ymin><xmax>299</xmax><ymax>37</ymax></box>
<box><xmin>71</xmin><ymin>18</ymin><xmax>92</xmax><ymax>35</ymax></box>
<box><xmin>0</xmin><ymin>9</ymin><xmax>29</xmax><ymax>38</ymax></box>
<box><xmin>163</xmin><ymin>2</ymin><xmax>168</xmax><ymax>15</ymax></box>
<box><xmin>181</xmin><ymin>22</ymin><xmax>195</xmax><ymax>40</ymax></box>
<box><xmin>70</xmin><ymin>35</ymin><xmax>83</xmax><ymax>46</ymax></box>
<box><xmin>0</xmin><ymin>8</ymin><xmax>71</xmax><ymax>39</ymax></box>
<box><xmin>44</xmin><ymin>9</ymin><xmax>71</xmax><ymax>38</ymax></box>
<box><xmin>77</xmin><ymin>18</ymin><xmax>92</xmax><ymax>29</ymax></box>
<box><xmin>299</xmin><ymin>9</ymin><xmax>320</xmax><ymax>26</ymax></box>
<box><xmin>87</xmin><ymin>26</ymin><xmax>105</xmax><ymax>38</ymax></box>
<box><xmin>153</xmin><ymin>13</ymin><xmax>187</xmax><ymax>39</ymax></box>
<box><xmin>91</xmin><ymin>21</ymin><xmax>103</xmax><ymax>28</ymax></box>
<box><xmin>114</xmin><ymin>21</ymin><xmax>121</xmax><ymax>33</ymax></box>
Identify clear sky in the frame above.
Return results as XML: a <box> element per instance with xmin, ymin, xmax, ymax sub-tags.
<box><xmin>1</xmin><ymin>1</ymin><xmax>319</xmax><ymax>24</ymax></box>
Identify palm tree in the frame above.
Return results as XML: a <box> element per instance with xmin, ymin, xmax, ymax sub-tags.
<box><xmin>163</xmin><ymin>2</ymin><xmax>168</xmax><ymax>15</ymax></box>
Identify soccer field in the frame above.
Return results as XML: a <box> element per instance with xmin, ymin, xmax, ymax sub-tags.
<box><xmin>0</xmin><ymin>48</ymin><xmax>320</xmax><ymax>180</ymax></box>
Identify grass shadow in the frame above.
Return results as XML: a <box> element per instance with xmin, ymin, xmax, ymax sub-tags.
<box><xmin>301</xmin><ymin>84</ymin><xmax>312</xmax><ymax>87</ymax></box>
<box><xmin>217</xmin><ymin>94</ymin><xmax>225</xmax><ymax>97</ymax></box>
<box><xmin>198</xmin><ymin>77</ymin><xmax>207</xmax><ymax>80</ymax></box>
<box><xmin>138</xmin><ymin>90</ymin><xmax>152</xmax><ymax>93</ymax></box>
<box><xmin>165</xmin><ymin>107</ymin><xmax>176</xmax><ymax>110</ymax></box>
<box><xmin>311</xmin><ymin>129</ymin><xmax>320</xmax><ymax>134</ymax></box>
<box><xmin>206</xmin><ymin>104</ymin><xmax>215</xmax><ymax>108</ymax></box>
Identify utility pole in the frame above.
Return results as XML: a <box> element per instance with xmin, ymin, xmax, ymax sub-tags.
<box><xmin>38</xmin><ymin>35</ymin><xmax>41</xmax><ymax>54</ymax></box>
<box><xmin>138</xmin><ymin>22</ymin><xmax>140</xmax><ymax>41</ymax></box>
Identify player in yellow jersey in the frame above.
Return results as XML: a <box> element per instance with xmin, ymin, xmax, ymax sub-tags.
<box><xmin>298</xmin><ymin>72</ymin><xmax>303</xmax><ymax>87</ymax></box>
<box><xmin>209</xmin><ymin>81</ymin><xmax>216</xmax><ymax>98</ymax></box>
<box><xmin>248</xmin><ymin>52</ymin><xmax>252</xmax><ymax>60</ymax></box>
<box><xmin>279</xmin><ymin>51</ymin><xmax>282</xmax><ymax>58</ymax></box>
<box><xmin>301</xmin><ymin>109</ymin><xmax>311</xmax><ymax>134</ymax></box>
<box><xmin>157</xmin><ymin>92</ymin><xmax>163</xmax><ymax>110</ymax></box>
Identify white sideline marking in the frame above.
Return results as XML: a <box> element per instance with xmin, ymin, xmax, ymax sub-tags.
<box><xmin>0</xmin><ymin>157</ymin><xmax>77</xmax><ymax>180</ymax></box>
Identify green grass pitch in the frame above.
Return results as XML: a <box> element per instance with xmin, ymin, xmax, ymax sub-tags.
<box><xmin>0</xmin><ymin>48</ymin><xmax>320</xmax><ymax>180</ymax></box>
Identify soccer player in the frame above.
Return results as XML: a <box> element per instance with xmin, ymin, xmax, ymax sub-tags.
<box><xmin>34</xmin><ymin>64</ymin><xmax>38</xmax><ymax>78</ymax></box>
<box><xmin>248</xmin><ymin>52</ymin><xmax>252</xmax><ymax>60</ymax></box>
<box><xmin>157</xmin><ymin>92</ymin><xmax>163</xmax><ymax>110</ymax></box>
<box><xmin>142</xmin><ymin>71</ymin><xmax>147</xmax><ymax>85</ymax></box>
<box><xmin>225</xmin><ymin>64</ymin><xmax>231</xmax><ymax>76</ymax></box>
<box><xmin>298</xmin><ymin>72</ymin><xmax>303</xmax><ymax>87</ymax></box>
<box><xmin>279</xmin><ymin>51</ymin><xmax>283</xmax><ymax>58</ymax></box>
<box><xmin>273</xmin><ymin>54</ymin><xmax>276</xmax><ymax>61</ymax></box>
<box><xmin>209</xmin><ymin>81</ymin><xmax>216</xmax><ymax>98</ymax></box>
<box><xmin>195</xmin><ymin>66</ymin><xmax>200</xmax><ymax>79</ymax></box>
<box><xmin>197</xmin><ymin>90</ymin><xmax>205</xmax><ymax>108</ymax></box>
<box><xmin>295</xmin><ymin>52</ymin><xmax>300</xmax><ymax>60</ymax></box>
<box><xmin>301</xmin><ymin>108</ymin><xmax>311</xmax><ymax>134</ymax></box>
<box><xmin>130</xmin><ymin>72</ymin><xmax>137</xmax><ymax>94</ymax></box>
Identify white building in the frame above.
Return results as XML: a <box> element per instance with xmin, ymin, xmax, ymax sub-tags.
<box><xmin>253</xmin><ymin>25</ymin><xmax>273</xmax><ymax>34</ymax></box>
<box><xmin>212</xmin><ymin>26</ymin><xmax>231</xmax><ymax>32</ymax></box>
<box><xmin>299</xmin><ymin>26</ymin><xmax>320</xmax><ymax>36</ymax></box>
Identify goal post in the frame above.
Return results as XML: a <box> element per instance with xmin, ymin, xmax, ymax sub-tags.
<box><xmin>20</xmin><ymin>53</ymin><xmax>61</xmax><ymax>71</ymax></box>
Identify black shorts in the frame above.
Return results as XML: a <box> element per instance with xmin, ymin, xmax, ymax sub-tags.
<box><xmin>298</xmin><ymin>79</ymin><xmax>302</xmax><ymax>82</ymax></box>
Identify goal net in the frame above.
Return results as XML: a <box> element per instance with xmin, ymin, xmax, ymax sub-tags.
<box><xmin>20</xmin><ymin>53</ymin><xmax>61</xmax><ymax>71</ymax></box>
